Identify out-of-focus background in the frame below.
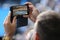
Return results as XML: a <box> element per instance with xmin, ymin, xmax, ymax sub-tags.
<box><xmin>0</xmin><ymin>0</ymin><xmax>60</xmax><ymax>40</ymax></box>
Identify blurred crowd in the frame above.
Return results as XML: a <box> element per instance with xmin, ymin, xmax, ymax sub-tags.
<box><xmin>35</xmin><ymin>0</ymin><xmax>60</xmax><ymax>13</ymax></box>
<box><xmin>0</xmin><ymin>0</ymin><xmax>60</xmax><ymax>40</ymax></box>
<box><xmin>0</xmin><ymin>0</ymin><xmax>60</xmax><ymax>13</ymax></box>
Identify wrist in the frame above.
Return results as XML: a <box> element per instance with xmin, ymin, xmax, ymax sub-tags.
<box><xmin>2</xmin><ymin>35</ymin><xmax>12</xmax><ymax>40</ymax></box>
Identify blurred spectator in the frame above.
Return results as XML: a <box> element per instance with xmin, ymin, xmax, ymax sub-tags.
<box><xmin>27</xmin><ymin>10</ymin><xmax>60</xmax><ymax>40</ymax></box>
<box><xmin>35</xmin><ymin>0</ymin><xmax>60</xmax><ymax>13</ymax></box>
<box><xmin>35</xmin><ymin>3</ymin><xmax>51</xmax><ymax>13</ymax></box>
<box><xmin>54</xmin><ymin>0</ymin><xmax>60</xmax><ymax>13</ymax></box>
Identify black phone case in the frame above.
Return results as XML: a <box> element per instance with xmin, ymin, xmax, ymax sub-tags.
<box><xmin>10</xmin><ymin>5</ymin><xmax>29</xmax><ymax>28</ymax></box>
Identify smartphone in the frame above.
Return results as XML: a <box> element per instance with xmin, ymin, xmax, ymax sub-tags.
<box><xmin>10</xmin><ymin>5</ymin><xmax>29</xmax><ymax>28</ymax></box>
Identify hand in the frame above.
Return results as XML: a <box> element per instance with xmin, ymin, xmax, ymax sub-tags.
<box><xmin>25</xmin><ymin>2</ymin><xmax>39</xmax><ymax>22</ymax></box>
<box><xmin>3</xmin><ymin>11</ymin><xmax>16</xmax><ymax>38</ymax></box>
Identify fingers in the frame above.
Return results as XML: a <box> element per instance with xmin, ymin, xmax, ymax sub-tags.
<box><xmin>24</xmin><ymin>2</ymin><xmax>33</xmax><ymax>5</ymax></box>
<box><xmin>3</xmin><ymin>11</ymin><xmax>11</xmax><ymax>25</ymax></box>
<box><xmin>23</xmin><ymin>15</ymin><xmax>29</xmax><ymax>17</ymax></box>
<box><xmin>12</xmin><ymin>16</ymin><xmax>16</xmax><ymax>24</ymax></box>
<box><xmin>25</xmin><ymin>2</ymin><xmax>34</xmax><ymax>8</ymax></box>
<box><xmin>25</xmin><ymin>2</ymin><xmax>34</xmax><ymax>14</ymax></box>
<box><xmin>7</xmin><ymin>11</ymin><xmax>11</xmax><ymax>23</ymax></box>
<box><xmin>6</xmin><ymin>11</ymin><xmax>11</xmax><ymax>22</ymax></box>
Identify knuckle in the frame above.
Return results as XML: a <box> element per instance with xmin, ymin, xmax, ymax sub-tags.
<box><xmin>4</xmin><ymin>21</ymin><xmax>9</xmax><ymax>25</ymax></box>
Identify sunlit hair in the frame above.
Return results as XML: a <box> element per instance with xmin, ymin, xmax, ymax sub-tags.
<box><xmin>34</xmin><ymin>10</ymin><xmax>60</xmax><ymax>40</ymax></box>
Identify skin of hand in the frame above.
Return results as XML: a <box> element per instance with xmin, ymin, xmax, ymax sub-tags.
<box><xmin>3</xmin><ymin>11</ymin><xmax>16</xmax><ymax>38</ymax></box>
<box><xmin>25</xmin><ymin>2</ymin><xmax>39</xmax><ymax>22</ymax></box>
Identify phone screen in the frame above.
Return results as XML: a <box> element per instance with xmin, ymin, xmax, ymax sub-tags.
<box><xmin>13</xmin><ymin>6</ymin><xmax>28</xmax><ymax>16</ymax></box>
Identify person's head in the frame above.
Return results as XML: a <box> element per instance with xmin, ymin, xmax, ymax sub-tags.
<box><xmin>34</xmin><ymin>10</ymin><xmax>60</xmax><ymax>40</ymax></box>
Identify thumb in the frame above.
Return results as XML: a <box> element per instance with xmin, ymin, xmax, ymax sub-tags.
<box><xmin>12</xmin><ymin>16</ymin><xmax>16</xmax><ymax>24</ymax></box>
